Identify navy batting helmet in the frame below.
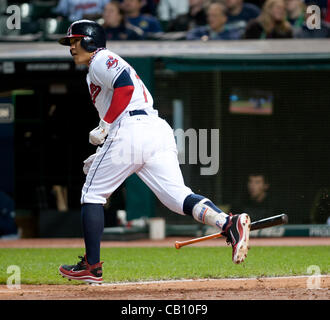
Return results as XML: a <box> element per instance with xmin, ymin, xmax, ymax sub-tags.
<box><xmin>58</xmin><ymin>20</ymin><xmax>106</xmax><ymax>52</ymax></box>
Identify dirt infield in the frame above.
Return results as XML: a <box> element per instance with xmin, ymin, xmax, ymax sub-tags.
<box><xmin>0</xmin><ymin>237</ymin><xmax>329</xmax><ymax>300</ymax></box>
<box><xmin>0</xmin><ymin>277</ymin><xmax>329</xmax><ymax>300</ymax></box>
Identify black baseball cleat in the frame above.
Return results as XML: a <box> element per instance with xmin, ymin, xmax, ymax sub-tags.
<box><xmin>222</xmin><ymin>213</ymin><xmax>251</xmax><ymax>264</ymax></box>
<box><xmin>59</xmin><ymin>255</ymin><xmax>103</xmax><ymax>283</ymax></box>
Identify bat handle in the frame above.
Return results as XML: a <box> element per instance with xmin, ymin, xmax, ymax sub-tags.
<box><xmin>175</xmin><ymin>232</ymin><xmax>223</xmax><ymax>249</ymax></box>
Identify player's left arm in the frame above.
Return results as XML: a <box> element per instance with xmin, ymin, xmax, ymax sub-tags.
<box><xmin>89</xmin><ymin>69</ymin><xmax>134</xmax><ymax>145</ymax></box>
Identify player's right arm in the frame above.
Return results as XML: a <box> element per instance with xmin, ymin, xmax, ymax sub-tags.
<box><xmin>89</xmin><ymin>70</ymin><xmax>134</xmax><ymax>145</ymax></box>
<box><xmin>88</xmin><ymin>53</ymin><xmax>134</xmax><ymax>145</ymax></box>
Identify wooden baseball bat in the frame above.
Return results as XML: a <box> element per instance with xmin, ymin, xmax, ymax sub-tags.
<box><xmin>174</xmin><ymin>213</ymin><xmax>288</xmax><ymax>249</ymax></box>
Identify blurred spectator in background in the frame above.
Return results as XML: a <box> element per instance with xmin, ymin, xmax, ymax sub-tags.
<box><xmin>140</xmin><ymin>0</ymin><xmax>159</xmax><ymax>16</ymax></box>
<box><xmin>310</xmin><ymin>187</ymin><xmax>330</xmax><ymax>224</ymax></box>
<box><xmin>323</xmin><ymin>0</ymin><xmax>330</xmax><ymax>23</ymax></box>
<box><xmin>244</xmin><ymin>0</ymin><xmax>293</xmax><ymax>38</ymax></box>
<box><xmin>293</xmin><ymin>2</ymin><xmax>330</xmax><ymax>38</ymax></box>
<box><xmin>166</xmin><ymin>0</ymin><xmax>208</xmax><ymax>32</ymax></box>
<box><xmin>230</xmin><ymin>173</ymin><xmax>282</xmax><ymax>221</ymax></box>
<box><xmin>52</xmin><ymin>0</ymin><xmax>110</xmax><ymax>22</ymax></box>
<box><xmin>117</xmin><ymin>0</ymin><xmax>159</xmax><ymax>15</ymax></box>
<box><xmin>0</xmin><ymin>191</ymin><xmax>17</xmax><ymax>238</ymax></box>
<box><xmin>186</xmin><ymin>1</ymin><xmax>242</xmax><ymax>40</ymax></box>
<box><xmin>225</xmin><ymin>0</ymin><xmax>260</xmax><ymax>36</ymax></box>
<box><xmin>122</xmin><ymin>0</ymin><xmax>163</xmax><ymax>38</ymax></box>
<box><xmin>286</xmin><ymin>0</ymin><xmax>305</xmax><ymax>31</ymax></box>
<box><xmin>103</xmin><ymin>1</ymin><xmax>144</xmax><ymax>40</ymax></box>
<box><xmin>157</xmin><ymin>0</ymin><xmax>189</xmax><ymax>31</ymax></box>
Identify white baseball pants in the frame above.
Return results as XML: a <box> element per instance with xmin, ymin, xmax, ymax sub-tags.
<box><xmin>81</xmin><ymin>113</ymin><xmax>193</xmax><ymax>215</ymax></box>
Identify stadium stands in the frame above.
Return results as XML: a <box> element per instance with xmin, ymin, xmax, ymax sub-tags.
<box><xmin>0</xmin><ymin>0</ymin><xmax>328</xmax><ymax>41</ymax></box>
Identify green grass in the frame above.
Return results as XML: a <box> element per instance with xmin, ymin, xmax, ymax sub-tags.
<box><xmin>0</xmin><ymin>246</ymin><xmax>329</xmax><ymax>285</ymax></box>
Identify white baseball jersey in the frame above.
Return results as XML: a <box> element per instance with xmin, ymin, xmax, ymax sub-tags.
<box><xmin>81</xmin><ymin>48</ymin><xmax>193</xmax><ymax>214</ymax></box>
<box><xmin>86</xmin><ymin>48</ymin><xmax>155</xmax><ymax>127</ymax></box>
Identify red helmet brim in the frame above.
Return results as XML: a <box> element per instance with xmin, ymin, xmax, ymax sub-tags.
<box><xmin>58</xmin><ymin>34</ymin><xmax>86</xmax><ymax>46</ymax></box>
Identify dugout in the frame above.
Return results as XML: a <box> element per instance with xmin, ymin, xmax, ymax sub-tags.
<box><xmin>0</xmin><ymin>40</ymin><xmax>330</xmax><ymax>237</ymax></box>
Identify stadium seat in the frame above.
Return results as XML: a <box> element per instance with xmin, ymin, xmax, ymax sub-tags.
<box><xmin>0</xmin><ymin>15</ymin><xmax>20</xmax><ymax>37</ymax></box>
<box><xmin>41</xmin><ymin>18</ymin><xmax>71</xmax><ymax>41</ymax></box>
<box><xmin>0</xmin><ymin>1</ymin><xmax>7</xmax><ymax>15</ymax></box>
<box><xmin>0</xmin><ymin>4</ymin><xmax>42</xmax><ymax>41</ymax></box>
<box><xmin>30</xmin><ymin>0</ymin><xmax>58</xmax><ymax>20</ymax></box>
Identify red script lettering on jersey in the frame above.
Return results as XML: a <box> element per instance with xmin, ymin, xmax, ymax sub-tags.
<box><xmin>90</xmin><ymin>83</ymin><xmax>101</xmax><ymax>104</ymax></box>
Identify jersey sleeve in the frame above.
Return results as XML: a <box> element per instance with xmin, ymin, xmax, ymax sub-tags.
<box><xmin>90</xmin><ymin>53</ymin><xmax>127</xmax><ymax>89</ymax></box>
<box><xmin>103</xmin><ymin>69</ymin><xmax>134</xmax><ymax>123</ymax></box>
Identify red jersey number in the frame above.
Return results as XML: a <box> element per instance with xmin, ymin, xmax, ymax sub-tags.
<box><xmin>135</xmin><ymin>74</ymin><xmax>148</xmax><ymax>103</ymax></box>
<box><xmin>90</xmin><ymin>83</ymin><xmax>101</xmax><ymax>105</ymax></box>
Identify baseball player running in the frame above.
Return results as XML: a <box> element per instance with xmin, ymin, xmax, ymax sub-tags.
<box><xmin>58</xmin><ymin>20</ymin><xmax>251</xmax><ymax>283</ymax></box>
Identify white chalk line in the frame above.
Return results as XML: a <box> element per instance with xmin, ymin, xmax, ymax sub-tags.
<box><xmin>93</xmin><ymin>275</ymin><xmax>330</xmax><ymax>287</ymax></box>
<box><xmin>0</xmin><ymin>290</ymin><xmax>42</xmax><ymax>293</ymax></box>
<box><xmin>0</xmin><ymin>275</ymin><xmax>328</xmax><ymax>292</ymax></box>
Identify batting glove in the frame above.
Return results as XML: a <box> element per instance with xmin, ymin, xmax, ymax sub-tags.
<box><xmin>89</xmin><ymin>119</ymin><xmax>111</xmax><ymax>145</ymax></box>
<box><xmin>83</xmin><ymin>147</ymin><xmax>101</xmax><ymax>175</ymax></box>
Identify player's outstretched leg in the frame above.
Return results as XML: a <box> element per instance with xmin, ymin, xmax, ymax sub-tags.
<box><xmin>183</xmin><ymin>194</ymin><xmax>251</xmax><ymax>264</ymax></box>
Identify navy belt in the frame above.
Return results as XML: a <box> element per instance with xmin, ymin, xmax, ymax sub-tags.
<box><xmin>129</xmin><ymin>110</ymin><xmax>147</xmax><ymax>116</ymax></box>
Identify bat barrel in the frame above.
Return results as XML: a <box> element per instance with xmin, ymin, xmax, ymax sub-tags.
<box><xmin>250</xmin><ymin>213</ymin><xmax>288</xmax><ymax>231</ymax></box>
